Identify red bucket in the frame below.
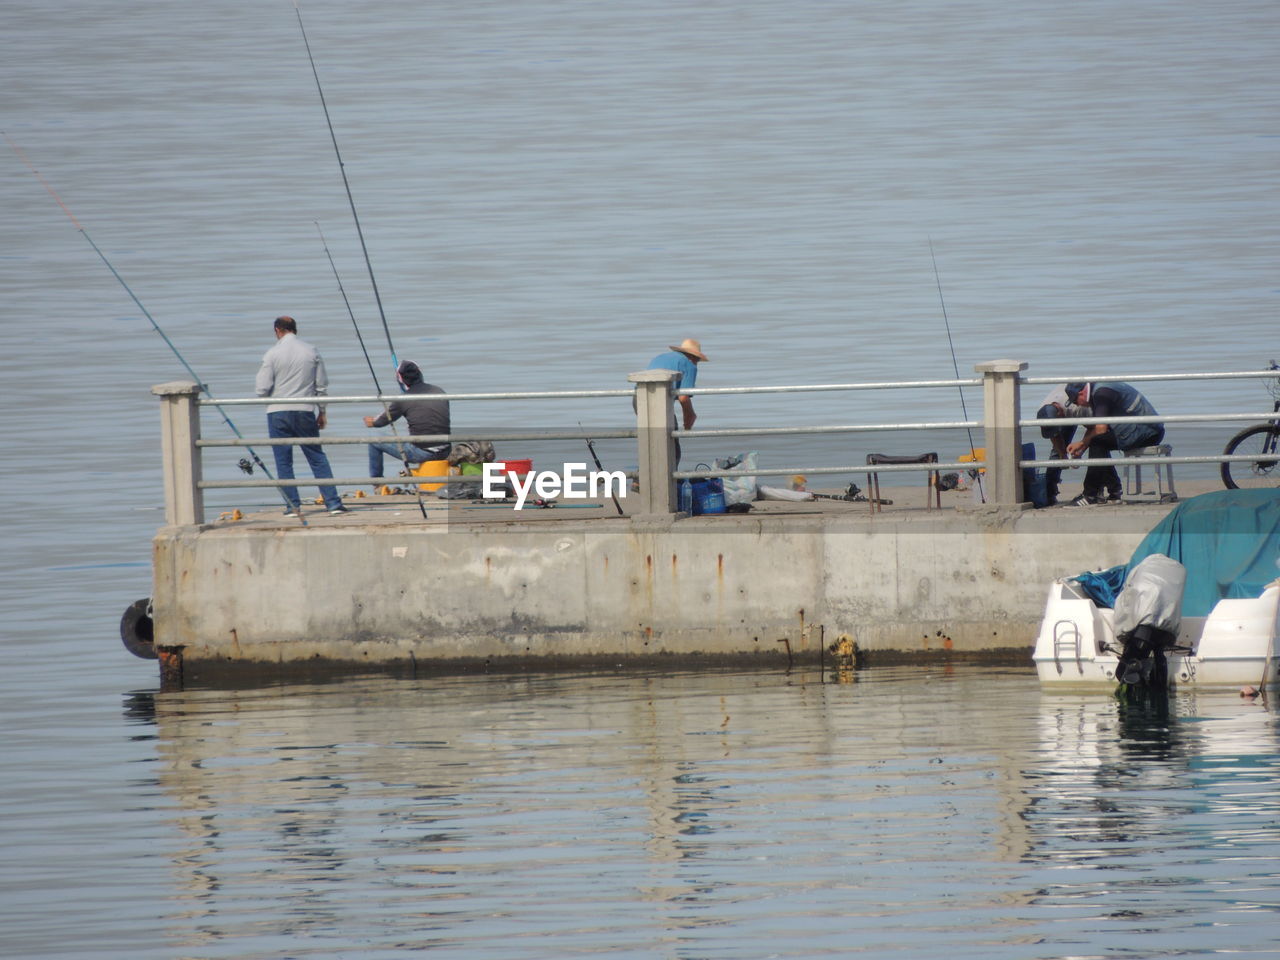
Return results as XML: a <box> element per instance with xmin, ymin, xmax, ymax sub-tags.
<box><xmin>496</xmin><ymin>459</ymin><xmax>533</xmax><ymax>479</ymax></box>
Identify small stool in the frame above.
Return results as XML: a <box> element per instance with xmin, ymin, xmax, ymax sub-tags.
<box><xmin>1123</xmin><ymin>444</ymin><xmax>1177</xmax><ymax>502</ymax></box>
<box><xmin>866</xmin><ymin>453</ymin><xmax>940</xmax><ymax>514</ymax></box>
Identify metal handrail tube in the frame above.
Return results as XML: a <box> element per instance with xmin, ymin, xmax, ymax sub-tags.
<box><xmin>201</xmin><ymin>475</ymin><xmax>502</xmax><ymax>489</ymax></box>
<box><xmin>201</xmin><ymin>377</ymin><xmax>986</xmax><ymax>406</ymax></box>
<box><xmin>679</xmin><ymin>377</ymin><xmax>980</xmax><ymax>396</ymax></box>
<box><xmin>676</xmin><ymin>420</ymin><xmax>978</xmax><ymax>440</ymax></box>
<box><xmin>675</xmin><ymin>461</ymin><xmax>978</xmax><ymax>480</ymax></box>
<box><xmin>1022</xmin><ymin>411</ymin><xmax>1279</xmax><ymax>428</ymax></box>
<box><xmin>197</xmin><ymin>449</ymin><xmax>1278</xmax><ymax>488</ymax></box>
<box><xmin>1024</xmin><ymin>454</ymin><xmax>1280</xmax><ymax>469</ymax></box>
<box><xmin>204</xmin><ymin>389</ymin><xmax>635</xmax><ymax>405</ymax></box>
<box><xmin>198</xmin><ymin>428</ymin><xmax>637</xmax><ymax>448</ymax></box>
<box><xmin>195</xmin><ymin>411</ymin><xmax>1272</xmax><ymax>447</ymax></box>
<box><xmin>1023</xmin><ymin>371</ymin><xmax>1279</xmax><ymax>386</ymax></box>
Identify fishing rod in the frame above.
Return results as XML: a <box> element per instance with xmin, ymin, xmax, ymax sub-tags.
<box><xmin>292</xmin><ymin>0</ymin><xmax>400</xmax><ymax>376</ymax></box>
<box><xmin>579</xmin><ymin>422</ymin><xmax>625</xmax><ymax>516</ymax></box>
<box><xmin>314</xmin><ymin>221</ymin><xmax>427</xmax><ymax>519</ymax></box>
<box><xmin>928</xmin><ymin>238</ymin><xmax>985</xmax><ymax>503</ymax></box>
<box><xmin>6</xmin><ymin>133</ymin><xmax>306</xmax><ymax>524</ymax></box>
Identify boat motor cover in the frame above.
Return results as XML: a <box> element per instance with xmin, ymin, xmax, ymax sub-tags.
<box><xmin>1113</xmin><ymin>553</ymin><xmax>1186</xmax><ymax>639</ymax></box>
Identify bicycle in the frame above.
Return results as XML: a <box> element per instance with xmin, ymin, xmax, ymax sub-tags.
<box><xmin>1220</xmin><ymin>360</ymin><xmax>1280</xmax><ymax>489</ymax></box>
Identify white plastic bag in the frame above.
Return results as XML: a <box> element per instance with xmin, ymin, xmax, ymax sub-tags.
<box><xmin>757</xmin><ymin>485</ymin><xmax>814</xmax><ymax>502</ymax></box>
<box><xmin>716</xmin><ymin>452</ymin><xmax>759</xmax><ymax>505</ymax></box>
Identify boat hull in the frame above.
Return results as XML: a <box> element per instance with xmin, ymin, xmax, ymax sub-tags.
<box><xmin>1033</xmin><ymin>580</ymin><xmax>1280</xmax><ymax>687</ymax></box>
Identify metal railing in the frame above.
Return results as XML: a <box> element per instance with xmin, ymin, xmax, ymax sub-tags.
<box><xmin>150</xmin><ymin>364</ymin><xmax>1280</xmax><ymax>524</ymax></box>
<box><xmin>1018</xmin><ymin>371</ymin><xmax>1280</xmax><ymax>476</ymax></box>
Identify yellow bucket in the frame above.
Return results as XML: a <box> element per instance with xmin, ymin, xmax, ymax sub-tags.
<box><xmin>958</xmin><ymin>447</ymin><xmax>986</xmax><ymax>474</ymax></box>
<box><xmin>410</xmin><ymin>458</ymin><xmax>450</xmax><ymax>492</ymax></box>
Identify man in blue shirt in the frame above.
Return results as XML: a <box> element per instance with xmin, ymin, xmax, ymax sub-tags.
<box><xmin>647</xmin><ymin>338</ymin><xmax>707</xmax><ymax>431</ymax></box>
<box><xmin>644</xmin><ymin>338</ymin><xmax>707</xmax><ymax>466</ymax></box>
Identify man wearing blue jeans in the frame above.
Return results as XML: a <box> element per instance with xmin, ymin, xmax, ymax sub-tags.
<box><xmin>255</xmin><ymin>316</ymin><xmax>347</xmax><ymax>516</ymax></box>
<box><xmin>363</xmin><ymin>360</ymin><xmax>451</xmax><ymax>485</ymax></box>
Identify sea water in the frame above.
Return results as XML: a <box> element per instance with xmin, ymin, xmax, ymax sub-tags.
<box><xmin>2</xmin><ymin>1</ymin><xmax>1278</xmax><ymax>955</ymax></box>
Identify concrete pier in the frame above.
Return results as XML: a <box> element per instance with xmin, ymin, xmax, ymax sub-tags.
<box><xmin>149</xmin><ymin>489</ymin><xmax>1189</xmax><ymax>680</ymax></box>
<box><xmin>142</xmin><ymin>365</ymin><xmax>1227</xmax><ymax>681</ymax></box>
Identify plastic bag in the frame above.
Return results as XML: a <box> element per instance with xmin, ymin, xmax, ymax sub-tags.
<box><xmin>757</xmin><ymin>485</ymin><xmax>814</xmax><ymax>501</ymax></box>
<box><xmin>715</xmin><ymin>451</ymin><xmax>759</xmax><ymax>505</ymax></box>
<box><xmin>438</xmin><ymin>480</ymin><xmax>483</xmax><ymax>500</ymax></box>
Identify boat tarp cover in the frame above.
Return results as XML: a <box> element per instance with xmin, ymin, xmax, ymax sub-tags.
<box><xmin>1076</xmin><ymin>490</ymin><xmax>1280</xmax><ymax>617</ymax></box>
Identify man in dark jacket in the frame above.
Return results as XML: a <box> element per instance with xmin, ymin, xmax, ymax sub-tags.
<box><xmin>1065</xmin><ymin>381</ymin><xmax>1164</xmax><ymax>506</ymax></box>
<box><xmin>363</xmin><ymin>361</ymin><xmax>451</xmax><ymax>483</ymax></box>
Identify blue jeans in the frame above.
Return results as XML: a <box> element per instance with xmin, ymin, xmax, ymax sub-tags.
<box><xmin>368</xmin><ymin>441</ymin><xmax>450</xmax><ymax>479</ymax></box>
<box><xmin>267</xmin><ymin>411</ymin><xmax>342</xmax><ymax>511</ymax></box>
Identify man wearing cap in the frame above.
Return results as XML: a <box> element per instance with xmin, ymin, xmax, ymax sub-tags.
<box><xmin>1064</xmin><ymin>381</ymin><xmax>1164</xmax><ymax>506</ymax></box>
<box><xmin>363</xmin><ymin>360</ymin><xmax>451</xmax><ymax>487</ymax></box>
<box><xmin>1035</xmin><ymin>385</ymin><xmax>1087</xmax><ymax>507</ymax></box>
<box><xmin>255</xmin><ymin>315</ymin><xmax>347</xmax><ymax>516</ymax></box>
<box><xmin>644</xmin><ymin>338</ymin><xmax>708</xmax><ymax>465</ymax></box>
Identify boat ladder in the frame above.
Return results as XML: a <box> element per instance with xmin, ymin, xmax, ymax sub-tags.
<box><xmin>1052</xmin><ymin>619</ymin><xmax>1084</xmax><ymax>675</ymax></box>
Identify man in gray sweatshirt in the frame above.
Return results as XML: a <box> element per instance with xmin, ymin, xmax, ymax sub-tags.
<box><xmin>255</xmin><ymin>316</ymin><xmax>347</xmax><ymax>516</ymax></box>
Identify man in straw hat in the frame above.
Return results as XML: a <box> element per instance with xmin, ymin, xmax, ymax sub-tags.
<box><xmin>643</xmin><ymin>338</ymin><xmax>708</xmax><ymax>465</ymax></box>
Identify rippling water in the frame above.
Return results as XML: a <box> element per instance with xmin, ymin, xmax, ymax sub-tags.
<box><xmin>3</xmin><ymin>0</ymin><xmax>1279</xmax><ymax>955</ymax></box>
<box><xmin>5</xmin><ymin>667</ymin><xmax>1279</xmax><ymax>959</ymax></box>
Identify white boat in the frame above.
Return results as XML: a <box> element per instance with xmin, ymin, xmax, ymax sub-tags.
<box><xmin>1033</xmin><ymin>575</ymin><xmax>1280</xmax><ymax>687</ymax></box>
<box><xmin>1033</xmin><ymin>490</ymin><xmax>1280</xmax><ymax>688</ymax></box>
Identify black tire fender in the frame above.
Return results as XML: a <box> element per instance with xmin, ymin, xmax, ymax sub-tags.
<box><xmin>120</xmin><ymin>597</ymin><xmax>157</xmax><ymax>660</ymax></box>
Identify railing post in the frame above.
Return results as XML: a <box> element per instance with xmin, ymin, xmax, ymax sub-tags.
<box><xmin>152</xmin><ymin>381</ymin><xmax>204</xmax><ymax>525</ymax></box>
<box><xmin>974</xmin><ymin>359</ymin><xmax>1027</xmax><ymax>507</ymax></box>
<box><xmin>627</xmin><ymin>369</ymin><xmax>679</xmax><ymax>516</ymax></box>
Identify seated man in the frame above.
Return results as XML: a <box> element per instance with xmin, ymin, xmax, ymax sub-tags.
<box><xmin>364</xmin><ymin>361</ymin><xmax>451</xmax><ymax>486</ymax></box>
<box><xmin>1065</xmin><ymin>381</ymin><xmax>1164</xmax><ymax>506</ymax></box>
<box><xmin>1036</xmin><ymin>384</ymin><xmax>1086</xmax><ymax>507</ymax></box>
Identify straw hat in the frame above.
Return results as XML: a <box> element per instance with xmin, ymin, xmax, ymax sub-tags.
<box><xmin>669</xmin><ymin>338</ymin><xmax>708</xmax><ymax>362</ymax></box>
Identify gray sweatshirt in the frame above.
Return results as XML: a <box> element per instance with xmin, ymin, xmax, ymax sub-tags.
<box><xmin>255</xmin><ymin>333</ymin><xmax>329</xmax><ymax>414</ymax></box>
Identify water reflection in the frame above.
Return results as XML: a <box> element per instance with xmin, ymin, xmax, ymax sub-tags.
<box><xmin>1024</xmin><ymin>689</ymin><xmax>1280</xmax><ymax>953</ymax></box>
<box><xmin>125</xmin><ymin>669</ymin><xmax>1280</xmax><ymax>958</ymax></box>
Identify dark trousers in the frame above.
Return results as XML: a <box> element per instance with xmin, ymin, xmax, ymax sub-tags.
<box><xmin>1082</xmin><ymin>425</ymin><xmax>1165</xmax><ymax>498</ymax></box>
<box><xmin>632</xmin><ymin>394</ymin><xmax>682</xmax><ymax>468</ymax></box>
<box><xmin>268</xmin><ymin>410</ymin><xmax>341</xmax><ymax>510</ymax></box>
<box><xmin>1042</xmin><ymin>425</ymin><xmax>1076</xmax><ymax>502</ymax></box>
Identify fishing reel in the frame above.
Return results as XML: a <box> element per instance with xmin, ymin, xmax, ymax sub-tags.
<box><xmin>237</xmin><ymin>458</ymin><xmax>254</xmax><ymax>475</ymax></box>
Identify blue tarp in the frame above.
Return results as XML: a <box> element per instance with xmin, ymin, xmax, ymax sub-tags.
<box><xmin>1074</xmin><ymin>566</ymin><xmax>1127</xmax><ymax>608</ymax></box>
<box><xmin>1073</xmin><ymin>490</ymin><xmax>1280</xmax><ymax>617</ymax></box>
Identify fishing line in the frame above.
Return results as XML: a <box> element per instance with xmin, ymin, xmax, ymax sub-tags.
<box><xmin>315</xmin><ymin>221</ymin><xmax>427</xmax><ymax>518</ymax></box>
<box><xmin>292</xmin><ymin>0</ymin><xmax>400</xmax><ymax>376</ymax></box>
<box><xmin>6</xmin><ymin>132</ymin><xmax>305</xmax><ymax>523</ymax></box>
<box><xmin>928</xmin><ymin>238</ymin><xmax>985</xmax><ymax>502</ymax></box>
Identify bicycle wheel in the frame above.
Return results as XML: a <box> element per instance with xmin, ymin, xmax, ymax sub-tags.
<box><xmin>1221</xmin><ymin>424</ymin><xmax>1280</xmax><ymax>489</ymax></box>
